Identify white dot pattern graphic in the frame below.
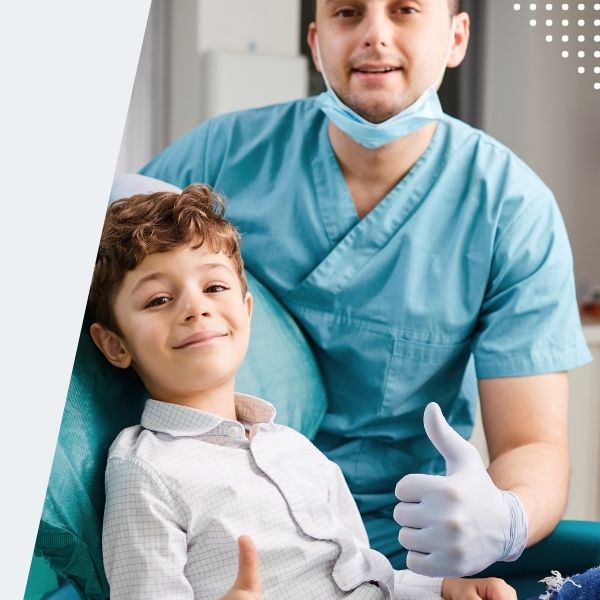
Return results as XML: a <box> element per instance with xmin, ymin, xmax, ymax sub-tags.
<box><xmin>516</xmin><ymin>1</ymin><xmax>600</xmax><ymax>89</ymax></box>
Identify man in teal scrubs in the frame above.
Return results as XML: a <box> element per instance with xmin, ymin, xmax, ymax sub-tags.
<box><xmin>140</xmin><ymin>0</ymin><xmax>590</xmax><ymax>579</ymax></box>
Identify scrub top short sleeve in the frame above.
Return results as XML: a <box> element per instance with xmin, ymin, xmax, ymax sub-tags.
<box><xmin>473</xmin><ymin>190</ymin><xmax>589</xmax><ymax>378</ymax></box>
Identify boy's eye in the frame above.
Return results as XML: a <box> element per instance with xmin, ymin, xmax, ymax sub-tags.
<box><xmin>205</xmin><ymin>284</ymin><xmax>229</xmax><ymax>293</ymax></box>
<box><xmin>145</xmin><ymin>295</ymin><xmax>171</xmax><ymax>308</ymax></box>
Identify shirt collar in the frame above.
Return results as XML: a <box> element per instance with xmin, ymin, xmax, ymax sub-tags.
<box><xmin>141</xmin><ymin>393</ymin><xmax>276</xmax><ymax>438</ymax></box>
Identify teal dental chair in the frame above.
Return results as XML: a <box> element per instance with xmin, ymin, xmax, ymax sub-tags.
<box><xmin>28</xmin><ymin>271</ymin><xmax>327</xmax><ymax>600</ymax></box>
<box><xmin>27</xmin><ymin>270</ymin><xmax>600</xmax><ymax>600</ymax></box>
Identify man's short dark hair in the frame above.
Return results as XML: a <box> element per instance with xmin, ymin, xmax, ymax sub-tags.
<box><xmin>449</xmin><ymin>0</ymin><xmax>462</xmax><ymax>15</ymax></box>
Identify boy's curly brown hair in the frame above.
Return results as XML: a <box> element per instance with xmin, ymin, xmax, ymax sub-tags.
<box><xmin>88</xmin><ymin>183</ymin><xmax>247</xmax><ymax>334</ymax></box>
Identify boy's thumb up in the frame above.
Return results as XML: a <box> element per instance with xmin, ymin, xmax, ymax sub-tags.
<box><xmin>234</xmin><ymin>536</ymin><xmax>261</xmax><ymax>593</ymax></box>
<box><xmin>220</xmin><ymin>536</ymin><xmax>262</xmax><ymax>600</ymax></box>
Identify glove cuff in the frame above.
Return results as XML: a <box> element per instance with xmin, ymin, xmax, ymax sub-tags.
<box><xmin>502</xmin><ymin>490</ymin><xmax>529</xmax><ymax>562</ymax></box>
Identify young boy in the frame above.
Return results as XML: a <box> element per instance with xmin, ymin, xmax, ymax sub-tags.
<box><xmin>88</xmin><ymin>182</ymin><xmax>516</xmax><ymax>600</ymax></box>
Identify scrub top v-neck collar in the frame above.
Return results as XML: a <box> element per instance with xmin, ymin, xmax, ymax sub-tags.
<box><xmin>305</xmin><ymin>116</ymin><xmax>449</xmax><ymax>298</ymax></box>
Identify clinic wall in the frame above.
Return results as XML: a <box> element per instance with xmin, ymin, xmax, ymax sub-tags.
<box><xmin>168</xmin><ymin>0</ymin><xmax>305</xmax><ymax>141</ymax></box>
<box><xmin>115</xmin><ymin>1</ymin><xmax>168</xmax><ymax>174</ymax></box>
<box><xmin>116</xmin><ymin>0</ymin><xmax>306</xmax><ymax>173</ymax></box>
<box><xmin>481</xmin><ymin>0</ymin><xmax>600</xmax><ymax>296</ymax></box>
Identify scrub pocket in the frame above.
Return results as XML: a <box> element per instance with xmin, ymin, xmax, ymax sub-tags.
<box><xmin>379</xmin><ymin>333</ymin><xmax>472</xmax><ymax>418</ymax></box>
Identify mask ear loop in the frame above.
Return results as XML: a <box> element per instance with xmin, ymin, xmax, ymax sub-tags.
<box><xmin>315</xmin><ymin>36</ymin><xmax>334</xmax><ymax>91</ymax></box>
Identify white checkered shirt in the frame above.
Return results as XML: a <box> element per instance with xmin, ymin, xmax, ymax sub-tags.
<box><xmin>103</xmin><ymin>394</ymin><xmax>443</xmax><ymax>599</ymax></box>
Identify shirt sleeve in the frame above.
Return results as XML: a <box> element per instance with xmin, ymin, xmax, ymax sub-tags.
<box><xmin>473</xmin><ymin>191</ymin><xmax>591</xmax><ymax>378</ymax></box>
<box><xmin>393</xmin><ymin>571</ymin><xmax>443</xmax><ymax>599</ymax></box>
<box><xmin>328</xmin><ymin>463</ymin><xmax>443</xmax><ymax>598</ymax></box>
<box><xmin>102</xmin><ymin>456</ymin><xmax>194</xmax><ymax>600</ymax></box>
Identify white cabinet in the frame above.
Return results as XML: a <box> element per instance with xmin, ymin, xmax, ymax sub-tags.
<box><xmin>168</xmin><ymin>0</ymin><xmax>307</xmax><ymax>142</ymax></box>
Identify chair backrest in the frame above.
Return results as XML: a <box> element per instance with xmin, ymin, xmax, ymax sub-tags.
<box><xmin>35</xmin><ymin>271</ymin><xmax>327</xmax><ymax>600</ymax></box>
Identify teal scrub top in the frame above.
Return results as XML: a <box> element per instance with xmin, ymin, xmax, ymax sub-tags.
<box><xmin>141</xmin><ymin>98</ymin><xmax>591</xmax><ymax>561</ymax></box>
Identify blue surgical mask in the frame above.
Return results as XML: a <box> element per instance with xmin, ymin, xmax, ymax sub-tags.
<box><xmin>314</xmin><ymin>30</ymin><xmax>453</xmax><ymax>149</ymax></box>
<box><xmin>315</xmin><ymin>86</ymin><xmax>443</xmax><ymax>149</ymax></box>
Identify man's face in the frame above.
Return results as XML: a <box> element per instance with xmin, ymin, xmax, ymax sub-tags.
<box><xmin>308</xmin><ymin>0</ymin><xmax>469</xmax><ymax>123</ymax></box>
<box><xmin>101</xmin><ymin>244</ymin><xmax>252</xmax><ymax>406</ymax></box>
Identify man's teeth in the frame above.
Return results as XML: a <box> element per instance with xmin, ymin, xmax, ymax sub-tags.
<box><xmin>359</xmin><ymin>67</ymin><xmax>397</xmax><ymax>73</ymax></box>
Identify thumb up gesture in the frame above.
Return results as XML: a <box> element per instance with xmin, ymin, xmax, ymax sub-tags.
<box><xmin>219</xmin><ymin>536</ymin><xmax>262</xmax><ymax>600</ymax></box>
<box><xmin>393</xmin><ymin>403</ymin><xmax>528</xmax><ymax>578</ymax></box>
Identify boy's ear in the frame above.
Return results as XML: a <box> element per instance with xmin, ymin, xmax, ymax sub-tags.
<box><xmin>89</xmin><ymin>323</ymin><xmax>133</xmax><ymax>369</ymax></box>
<box><xmin>244</xmin><ymin>292</ymin><xmax>253</xmax><ymax>319</ymax></box>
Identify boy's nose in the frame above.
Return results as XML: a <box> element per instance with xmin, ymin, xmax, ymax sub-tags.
<box><xmin>181</xmin><ymin>294</ymin><xmax>210</xmax><ymax>322</ymax></box>
<box><xmin>184</xmin><ymin>310</ymin><xmax>209</xmax><ymax>322</ymax></box>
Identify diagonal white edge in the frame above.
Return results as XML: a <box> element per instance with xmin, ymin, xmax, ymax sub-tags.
<box><xmin>0</xmin><ymin>0</ymin><xmax>152</xmax><ymax>596</ymax></box>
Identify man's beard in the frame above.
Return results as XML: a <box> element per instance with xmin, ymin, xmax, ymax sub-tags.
<box><xmin>338</xmin><ymin>88</ymin><xmax>419</xmax><ymax>124</ymax></box>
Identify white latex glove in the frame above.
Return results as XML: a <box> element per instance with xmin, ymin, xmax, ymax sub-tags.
<box><xmin>393</xmin><ymin>402</ymin><xmax>528</xmax><ymax>578</ymax></box>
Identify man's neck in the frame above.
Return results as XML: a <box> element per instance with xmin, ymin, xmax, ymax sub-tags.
<box><xmin>328</xmin><ymin>121</ymin><xmax>438</xmax><ymax>219</ymax></box>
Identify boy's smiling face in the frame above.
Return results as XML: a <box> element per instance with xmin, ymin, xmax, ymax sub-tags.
<box><xmin>91</xmin><ymin>243</ymin><xmax>252</xmax><ymax>414</ymax></box>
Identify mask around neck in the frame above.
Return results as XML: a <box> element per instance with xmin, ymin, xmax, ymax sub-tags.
<box><xmin>313</xmin><ymin>26</ymin><xmax>455</xmax><ymax>149</ymax></box>
<box><xmin>315</xmin><ymin>86</ymin><xmax>443</xmax><ymax>149</ymax></box>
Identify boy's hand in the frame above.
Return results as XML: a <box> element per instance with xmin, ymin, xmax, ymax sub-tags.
<box><xmin>442</xmin><ymin>577</ymin><xmax>517</xmax><ymax>600</ymax></box>
<box><xmin>219</xmin><ymin>536</ymin><xmax>262</xmax><ymax>600</ymax></box>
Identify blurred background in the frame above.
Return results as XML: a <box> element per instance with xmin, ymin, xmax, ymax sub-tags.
<box><xmin>25</xmin><ymin>1</ymin><xmax>599</xmax><ymax>597</ymax></box>
<box><xmin>115</xmin><ymin>0</ymin><xmax>599</xmax><ymax>521</ymax></box>
<box><xmin>118</xmin><ymin>0</ymin><xmax>600</xmax><ymax>301</ymax></box>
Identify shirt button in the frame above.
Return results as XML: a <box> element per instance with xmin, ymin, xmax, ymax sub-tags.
<box><xmin>228</xmin><ymin>425</ymin><xmax>242</xmax><ymax>438</ymax></box>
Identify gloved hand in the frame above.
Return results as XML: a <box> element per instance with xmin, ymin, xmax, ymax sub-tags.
<box><xmin>393</xmin><ymin>402</ymin><xmax>528</xmax><ymax>578</ymax></box>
